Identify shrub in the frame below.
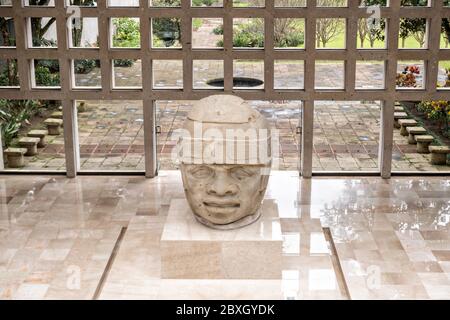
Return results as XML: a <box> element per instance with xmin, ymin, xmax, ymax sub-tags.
<box><xmin>74</xmin><ymin>59</ymin><xmax>97</xmax><ymax>74</ymax></box>
<box><xmin>275</xmin><ymin>32</ymin><xmax>304</xmax><ymax>48</ymax></box>
<box><xmin>35</xmin><ymin>65</ymin><xmax>60</xmax><ymax>87</ymax></box>
<box><xmin>218</xmin><ymin>20</ymin><xmax>304</xmax><ymax>48</ymax></box>
<box><xmin>193</xmin><ymin>18</ymin><xmax>203</xmax><ymax>31</ymax></box>
<box><xmin>112</xmin><ymin>18</ymin><xmax>140</xmax><ymax>48</ymax></box>
<box><xmin>114</xmin><ymin>59</ymin><xmax>135</xmax><ymax>67</ymax></box>
<box><xmin>0</xmin><ymin>100</ymin><xmax>41</xmax><ymax>147</ymax></box>
<box><xmin>416</xmin><ymin>100</ymin><xmax>450</xmax><ymax>137</ymax></box>
<box><xmin>212</xmin><ymin>25</ymin><xmax>223</xmax><ymax>35</ymax></box>
<box><xmin>151</xmin><ymin>0</ymin><xmax>181</xmax><ymax>5</ymax></box>
<box><xmin>233</xmin><ymin>29</ymin><xmax>265</xmax><ymax>48</ymax></box>
<box><xmin>192</xmin><ymin>0</ymin><xmax>215</xmax><ymax>6</ymax></box>
<box><xmin>36</xmin><ymin>59</ymin><xmax>59</xmax><ymax>73</ymax></box>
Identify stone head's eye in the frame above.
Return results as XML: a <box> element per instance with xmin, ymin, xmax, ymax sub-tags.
<box><xmin>230</xmin><ymin>167</ymin><xmax>255</xmax><ymax>180</ymax></box>
<box><xmin>189</xmin><ymin>166</ymin><xmax>213</xmax><ymax>179</ymax></box>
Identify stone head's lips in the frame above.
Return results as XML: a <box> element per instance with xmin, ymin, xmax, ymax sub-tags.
<box><xmin>203</xmin><ymin>201</ymin><xmax>240</xmax><ymax>208</ymax></box>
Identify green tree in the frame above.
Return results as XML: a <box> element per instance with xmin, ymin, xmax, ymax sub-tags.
<box><xmin>28</xmin><ymin>0</ymin><xmax>57</xmax><ymax>46</ymax></box>
<box><xmin>112</xmin><ymin>18</ymin><xmax>141</xmax><ymax>48</ymax></box>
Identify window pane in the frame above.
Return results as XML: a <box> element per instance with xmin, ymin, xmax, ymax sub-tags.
<box><xmin>33</xmin><ymin>60</ymin><xmax>60</xmax><ymax>87</ymax></box>
<box><xmin>152</xmin><ymin>18</ymin><xmax>181</xmax><ymax>48</ymax></box>
<box><xmin>316</xmin><ymin>18</ymin><xmax>345</xmax><ymax>49</ymax></box>
<box><xmin>192</xmin><ymin>0</ymin><xmax>223</xmax><ymax>7</ymax></box>
<box><xmin>233</xmin><ymin>18</ymin><xmax>264</xmax><ymax>48</ymax></box>
<box><xmin>359</xmin><ymin>0</ymin><xmax>386</xmax><ymax>5</ymax></box>
<box><xmin>317</xmin><ymin>0</ymin><xmax>347</xmax><ymax>7</ymax></box>
<box><xmin>153</xmin><ymin>60</ymin><xmax>183</xmax><ymax>89</ymax></box>
<box><xmin>275</xmin><ymin>0</ymin><xmax>305</xmax><ymax>7</ymax></box>
<box><xmin>69</xmin><ymin>17</ymin><xmax>98</xmax><ymax>48</ymax></box>
<box><xmin>151</xmin><ymin>0</ymin><xmax>181</xmax><ymax>6</ymax></box>
<box><xmin>73</xmin><ymin>59</ymin><xmax>101</xmax><ymax>88</ymax></box>
<box><xmin>437</xmin><ymin>61</ymin><xmax>450</xmax><ymax>89</ymax></box>
<box><xmin>24</xmin><ymin>0</ymin><xmax>55</xmax><ymax>6</ymax></box>
<box><xmin>113</xmin><ymin>59</ymin><xmax>142</xmax><ymax>89</ymax></box>
<box><xmin>274</xmin><ymin>19</ymin><xmax>305</xmax><ymax>49</ymax></box>
<box><xmin>108</xmin><ymin>0</ymin><xmax>139</xmax><ymax>6</ymax></box>
<box><xmin>274</xmin><ymin>60</ymin><xmax>304</xmax><ymax>90</ymax></box>
<box><xmin>0</xmin><ymin>17</ymin><xmax>15</xmax><ymax>47</ymax></box>
<box><xmin>29</xmin><ymin>17</ymin><xmax>57</xmax><ymax>47</ymax></box>
<box><xmin>315</xmin><ymin>60</ymin><xmax>344</xmax><ymax>89</ymax></box>
<box><xmin>400</xmin><ymin>0</ymin><xmax>428</xmax><ymax>6</ymax></box>
<box><xmin>68</xmin><ymin>0</ymin><xmax>97</xmax><ymax>6</ymax></box>
<box><xmin>356</xmin><ymin>60</ymin><xmax>385</xmax><ymax>90</ymax></box>
<box><xmin>441</xmin><ymin>18</ymin><xmax>450</xmax><ymax>49</ymax></box>
<box><xmin>111</xmin><ymin>18</ymin><xmax>140</xmax><ymax>48</ymax></box>
<box><xmin>192</xmin><ymin>18</ymin><xmax>223</xmax><ymax>49</ymax></box>
<box><xmin>233</xmin><ymin>60</ymin><xmax>264</xmax><ymax>89</ymax></box>
<box><xmin>0</xmin><ymin>59</ymin><xmax>19</xmax><ymax>87</ymax></box>
<box><xmin>313</xmin><ymin>101</ymin><xmax>380</xmax><ymax>172</ymax></box>
<box><xmin>399</xmin><ymin>18</ymin><xmax>427</xmax><ymax>49</ymax></box>
<box><xmin>193</xmin><ymin>60</ymin><xmax>224</xmax><ymax>89</ymax></box>
<box><xmin>357</xmin><ymin>18</ymin><xmax>386</xmax><ymax>49</ymax></box>
<box><xmin>233</xmin><ymin>0</ymin><xmax>264</xmax><ymax>7</ymax></box>
<box><xmin>396</xmin><ymin>61</ymin><xmax>425</xmax><ymax>89</ymax></box>
<box><xmin>1</xmin><ymin>100</ymin><xmax>65</xmax><ymax>172</ymax></box>
<box><xmin>78</xmin><ymin>100</ymin><xmax>144</xmax><ymax>172</ymax></box>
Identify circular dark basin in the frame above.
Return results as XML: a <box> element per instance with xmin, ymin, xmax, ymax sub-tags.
<box><xmin>206</xmin><ymin>77</ymin><xmax>263</xmax><ymax>88</ymax></box>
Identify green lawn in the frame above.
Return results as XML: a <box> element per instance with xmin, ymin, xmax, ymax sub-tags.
<box><xmin>440</xmin><ymin>61</ymin><xmax>450</xmax><ymax>69</ymax></box>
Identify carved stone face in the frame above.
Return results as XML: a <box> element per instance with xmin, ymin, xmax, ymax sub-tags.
<box><xmin>180</xmin><ymin>164</ymin><xmax>270</xmax><ymax>226</ymax></box>
<box><xmin>177</xmin><ymin>94</ymin><xmax>272</xmax><ymax>229</ymax></box>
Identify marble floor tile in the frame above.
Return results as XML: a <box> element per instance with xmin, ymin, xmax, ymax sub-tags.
<box><xmin>0</xmin><ymin>173</ymin><xmax>449</xmax><ymax>299</ymax></box>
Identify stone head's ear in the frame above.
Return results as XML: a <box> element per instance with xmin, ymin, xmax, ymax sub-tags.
<box><xmin>258</xmin><ymin>169</ymin><xmax>270</xmax><ymax>192</ymax></box>
<box><xmin>180</xmin><ymin>164</ymin><xmax>189</xmax><ymax>185</ymax></box>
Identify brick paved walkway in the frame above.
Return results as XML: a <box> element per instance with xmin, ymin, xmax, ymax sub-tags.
<box><xmin>4</xmin><ymin>56</ymin><xmax>448</xmax><ymax>172</ymax></box>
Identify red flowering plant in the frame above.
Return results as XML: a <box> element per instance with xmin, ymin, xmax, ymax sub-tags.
<box><xmin>396</xmin><ymin>65</ymin><xmax>420</xmax><ymax>88</ymax></box>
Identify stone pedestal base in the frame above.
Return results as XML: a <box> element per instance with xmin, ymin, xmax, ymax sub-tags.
<box><xmin>430</xmin><ymin>152</ymin><xmax>447</xmax><ymax>165</ymax></box>
<box><xmin>161</xmin><ymin>199</ymin><xmax>282</xmax><ymax>280</ymax></box>
<box><xmin>4</xmin><ymin>148</ymin><xmax>27</xmax><ymax>168</ymax></box>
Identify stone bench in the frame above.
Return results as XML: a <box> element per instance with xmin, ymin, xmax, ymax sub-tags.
<box><xmin>27</xmin><ymin>129</ymin><xmax>48</xmax><ymax>148</ymax></box>
<box><xmin>4</xmin><ymin>148</ymin><xmax>27</xmax><ymax>168</ymax></box>
<box><xmin>429</xmin><ymin>146</ymin><xmax>450</xmax><ymax>165</ymax></box>
<box><xmin>18</xmin><ymin>137</ymin><xmax>40</xmax><ymax>156</ymax></box>
<box><xmin>398</xmin><ymin>119</ymin><xmax>418</xmax><ymax>136</ymax></box>
<box><xmin>50</xmin><ymin>111</ymin><xmax>63</xmax><ymax>120</ymax></box>
<box><xmin>44</xmin><ymin>118</ymin><xmax>63</xmax><ymax>135</ymax></box>
<box><xmin>394</xmin><ymin>112</ymin><xmax>408</xmax><ymax>129</ymax></box>
<box><xmin>415</xmin><ymin>135</ymin><xmax>434</xmax><ymax>154</ymax></box>
<box><xmin>406</xmin><ymin>126</ymin><xmax>427</xmax><ymax>144</ymax></box>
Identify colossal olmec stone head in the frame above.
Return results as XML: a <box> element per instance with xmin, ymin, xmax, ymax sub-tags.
<box><xmin>176</xmin><ymin>95</ymin><xmax>272</xmax><ymax>229</ymax></box>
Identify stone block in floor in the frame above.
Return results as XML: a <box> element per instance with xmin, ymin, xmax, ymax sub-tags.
<box><xmin>161</xmin><ymin>199</ymin><xmax>283</xmax><ymax>280</ymax></box>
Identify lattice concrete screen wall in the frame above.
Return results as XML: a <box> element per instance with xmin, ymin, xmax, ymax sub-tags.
<box><xmin>0</xmin><ymin>0</ymin><xmax>449</xmax><ymax>178</ymax></box>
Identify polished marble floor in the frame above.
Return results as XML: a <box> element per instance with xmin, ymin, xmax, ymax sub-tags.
<box><xmin>0</xmin><ymin>172</ymin><xmax>449</xmax><ymax>300</ymax></box>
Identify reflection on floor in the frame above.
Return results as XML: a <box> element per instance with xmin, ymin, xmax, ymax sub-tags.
<box><xmin>0</xmin><ymin>172</ymin><xmax>449</xmax><ymax>299</ymax></box>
